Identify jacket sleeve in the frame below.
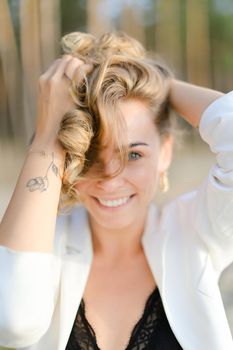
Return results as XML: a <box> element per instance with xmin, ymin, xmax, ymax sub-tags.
<box><xmin>194</xmin><ymin>91</ymin><xmax>233</xmax><ymax>275</ymax></box>
<box><xmin>0</xmin><ymin>213</ymin><xmax>67</xmax><ymax>348</ymax></box>
<box><xmin>0</xmin><ymin>246</ymin><xmax>61</xmax><ymax>348</ymax></box>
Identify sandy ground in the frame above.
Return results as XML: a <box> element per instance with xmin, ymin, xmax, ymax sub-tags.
<box><xmin>0</xmin><ymin>136</ymin><xmax>232</xmax><ymax>349</ymax></box>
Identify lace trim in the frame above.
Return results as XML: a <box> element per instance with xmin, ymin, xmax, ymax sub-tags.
<box><xmin>66</xmin><ymin>298</ymin><xmax>99</xmax><ymax>350</ymax></box>
<box><xmin>125</xmin><ymin>287</ymin><xmax>162</xmax><ymax>349</ymax></box>
<box><xmin>66</xmin><ymin>287</ymin><xmax>163</xmax><ymax>350</ymax></box>
<box><xmin>80</xmin><ymin>298</ymin><xmax>101</xmax><ymax>350</ymax></box>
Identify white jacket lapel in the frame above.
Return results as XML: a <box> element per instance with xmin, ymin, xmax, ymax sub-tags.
<box><xmin>159</xmin><ymin>211</ymin><xmax>233</xmax><ymax>350</ymax></box>
<box><xmin>58</xmin><ymin>207</ymin><xmax>93</xmax><ymax>350</ymax></box>
<box><xmin>142</xmin><ymin>203</ymin><xmax>167</xmax><ymax>292</ymax></box>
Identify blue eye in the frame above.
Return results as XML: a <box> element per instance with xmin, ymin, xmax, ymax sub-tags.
<box><xmin>128</xmin><ymin>151</ymin><xmax>142</xmax><ymax>161</ymax></box>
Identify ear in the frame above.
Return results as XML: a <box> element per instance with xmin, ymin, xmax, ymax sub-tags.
<box><xmin>158</xmin><ymin>135</ymin><xmax>174</xmax><ymax>173</ymax></box>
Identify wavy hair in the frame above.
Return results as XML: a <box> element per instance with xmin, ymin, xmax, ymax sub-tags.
<box><xmin>57</xmin><ymin>31</ymin><xmax>173</xmax><ymax>209</ymax></box>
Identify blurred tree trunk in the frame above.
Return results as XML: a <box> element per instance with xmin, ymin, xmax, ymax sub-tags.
<box><xmin>87</xmin><ymin>0</ymin><xmax>112</xmax><ymax>34</ymax></box>
<box><xmin>0</xmin><ymin>56</ymin><xmax>8</xmax><ymax>138</ymax></box>
<box><xmin>121</xmin><ymin>6</ymin><xmax>145</xmax><ymax>45</ymax></box>
<box><xmin>40</xmin><ymin>0</ymin><xmax>60</xmax><ymax>71</ymax></box>
<box><xmin>20</xmin><ymin>0</ymin><xmax>41</xmax><ymax>141</ymax></box>
<box><xmin>186</xmin><ymin>0</ymin><xmax>211</xmax><ymax>86</ymax></box>
<box><xmin>0</xmin><ymin>0</ymin><xmax>24</xmax><ymax>140</ymax></box>
<box><xmin>155</xmin><ymin>0</ymin><xmax>183</xmax><ymax>78</ymax></box>
<box><xmin>212</xmin><ymin>41</ymin><xmax>233</xmax><ymax>92</ymax></box>
<box><xmin>20</xmin><ymin>0</ymin><xmax>60</xmax><ymax>143</ymax></box>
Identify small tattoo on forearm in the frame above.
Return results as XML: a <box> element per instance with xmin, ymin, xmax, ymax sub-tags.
<box><xmin>26</xmin><ymin>153</ymin><xmax>59</xmax><ymax>192</ymax></box>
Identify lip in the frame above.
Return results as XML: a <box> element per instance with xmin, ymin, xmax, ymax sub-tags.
<box><xmin>92</xmin><ymin>194</ymin><xmax>135</xmax><ymax>210</ymax></box>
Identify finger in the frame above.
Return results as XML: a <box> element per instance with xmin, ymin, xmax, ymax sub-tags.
<box><xmin>72</xmin><ymin>63</ymin><xmax>94</xmax><ymax>84</ymax></box>
<box><xmin>64</xmin><ymin>57</ymin><xmax>85</xmax><ymax>81</ymax></box>
<box><xmin>53</xmin><ymin>55</ymin><xmax>79</xmax><ymax>80</ymax></box>
<box><xmin>40</xmin><ymin>59</ymin><xmax>61</xmax><ymax>81</ymax></box>
<box><xmin>83</xmin><ymin>63</ymin><xmax>94</xmax><ymax>75</ymax></box>
<box><xmin>40</xmin><ymin>55</ymin><xmax>72</xmax><ymax>82</ymax></box>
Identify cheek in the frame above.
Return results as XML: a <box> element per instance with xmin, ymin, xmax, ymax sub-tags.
<box><xmin>75</xmin><ymin>180</ymin><xmax>91</xmax><ymax>200</ymax></box>
<box><xmin>126</xmin><ymin>160</ymin><xmax>159</xmax><ymax>192</ymax></box>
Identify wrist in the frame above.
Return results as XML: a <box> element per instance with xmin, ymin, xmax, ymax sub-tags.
<box><xmin>26</xmin><ymin>146</ymin><xmax>66</xmax><ymax>182</ymax></box>
<box><xmin>30</xmin><ymin>137</ymin><xmax>66</xmax><ymax>159</ymax></box>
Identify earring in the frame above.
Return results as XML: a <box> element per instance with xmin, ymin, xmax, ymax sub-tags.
<box><xmin>159</xmin><ymin>171</ymin><xmax>169</xmax><ymax>192</ymax></box>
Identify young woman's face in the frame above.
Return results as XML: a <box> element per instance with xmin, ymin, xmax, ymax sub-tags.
<box><xmin>76</xmin><ymin>98</ymin><xmax>173</xmax><ymax>230</ymax></box>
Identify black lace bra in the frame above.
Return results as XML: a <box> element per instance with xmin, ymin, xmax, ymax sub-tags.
<box><xmin>66</xmin><ymin>287</ymin><xmax>183</xmax><ymax>349</ymax></box>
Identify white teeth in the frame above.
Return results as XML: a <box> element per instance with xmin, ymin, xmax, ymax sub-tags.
<box><xmin>97</xmin><ymin>196</ymin><xmax>131</xmax><ymax>207</ymax></box>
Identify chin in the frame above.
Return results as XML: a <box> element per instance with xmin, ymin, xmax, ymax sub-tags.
<box><xmin>91</xmin><ymin>214</ymin><xmax>134</xmax><ymax>231</ymax></box>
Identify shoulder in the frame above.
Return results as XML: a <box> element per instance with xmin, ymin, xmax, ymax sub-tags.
<box><xmin>155</xmin><ymin>189</ymin><xmax>203</xmax><ymax>247</ymax></box>
<box><xmin>161</xmin><ymin>189</ymin><xmax>198</xmax><ymax>221</ymax></box>
<box><xmin>144</xmin><ymin>190</ymin><xmax>199</xmax><ymax>246</ymax></box>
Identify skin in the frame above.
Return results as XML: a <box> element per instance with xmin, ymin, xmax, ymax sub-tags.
<box><xmin>76</xmin><ymin>98</ymin><xmax>173</xmax><ymax>260</ymax></box>
<box><xmin>0</xmin><ymin>55</ymin><xmax>92</xmax><ymax>252</ymax></box>
<box><xmin>74</xmin><ymin>98</ymin><xmax>173</xmax><ymax>349</ymax></box>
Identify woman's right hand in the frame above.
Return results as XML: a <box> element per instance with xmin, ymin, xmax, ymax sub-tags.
<box><xmin>0</xmin><ymin>55</ymin><xmax>94</xmax><ymax>253</ymax></box>
<box><xmin>32</xmin><ymin>55</ymin><xmax>93</xmax><ymax>150</ymax></box>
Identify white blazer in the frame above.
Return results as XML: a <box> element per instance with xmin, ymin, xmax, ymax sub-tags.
<box><xmin>0</xmin><ymin>92</ymin><xmax>233</xmax><ymax>350</ymax></box>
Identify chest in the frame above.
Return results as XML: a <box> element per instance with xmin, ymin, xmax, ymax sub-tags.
<box><xmin>36</xmin><ymin>204</ymin><xmax>231</xmax><ymax>350</ymax></box>
<box><xmin>82</xmin><ymin>254</ymin><xmax>156</xmax><ymax>350</ymax></box>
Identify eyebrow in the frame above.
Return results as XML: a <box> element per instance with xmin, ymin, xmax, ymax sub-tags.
<box><xmin>129</xmin><ymin>142</ymin><xmax>149</xmax><ymax>148</ymax></box>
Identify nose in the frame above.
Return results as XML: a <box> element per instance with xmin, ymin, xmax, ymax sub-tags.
<box><xmin>96</xmin><ymin>158</ymin><xmax>125</xmax><ymax>191</ymax></box>
<box><xmin>97</xmin><ymin>176</ymin><xmax>125</xmax><ymax>192</ymax></box>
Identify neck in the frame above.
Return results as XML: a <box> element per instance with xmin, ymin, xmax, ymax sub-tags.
<box><xmin>88</xmin><ymin>209</ymin><xmax>148</xmax><ymax>262</ymax></box>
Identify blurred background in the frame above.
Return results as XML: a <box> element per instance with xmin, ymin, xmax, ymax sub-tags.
<box><xmin>0</xmin><ymin>0</ymin><xmax>233</xmax><ymax>348</ymax></box>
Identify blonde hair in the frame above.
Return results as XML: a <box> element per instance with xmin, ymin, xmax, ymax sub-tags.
<box><xmin>58</xmin><ymin>31</ymin><xmax>173</xmax><ymax>209</ymax></box>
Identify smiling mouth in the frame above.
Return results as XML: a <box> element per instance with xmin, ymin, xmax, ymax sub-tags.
<box><xmin>93</xmin><ymin>195</ymin><xmax>135</xmax><ymax>208</ymax></box>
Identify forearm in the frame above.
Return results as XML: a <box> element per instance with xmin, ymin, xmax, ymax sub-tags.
<box><xmin>0</xmin><ymin>141</ymin><xmax>65</xmax><ymax>253</ymax></box>
<box><xmin>169</xmin><ymin>80</ymin><xmax>224</xmax><ymax>127</ymax></box>
<box><xmin>0</xmin><ymin>55</ymin><xmax>88</xmax><ymax>253</ymax></box>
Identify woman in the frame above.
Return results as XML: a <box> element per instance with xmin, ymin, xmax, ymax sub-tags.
<box><xmin>0</xmin><ymin>32</ymin><xmax>232</xmax><ymax>350</ymax></box>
